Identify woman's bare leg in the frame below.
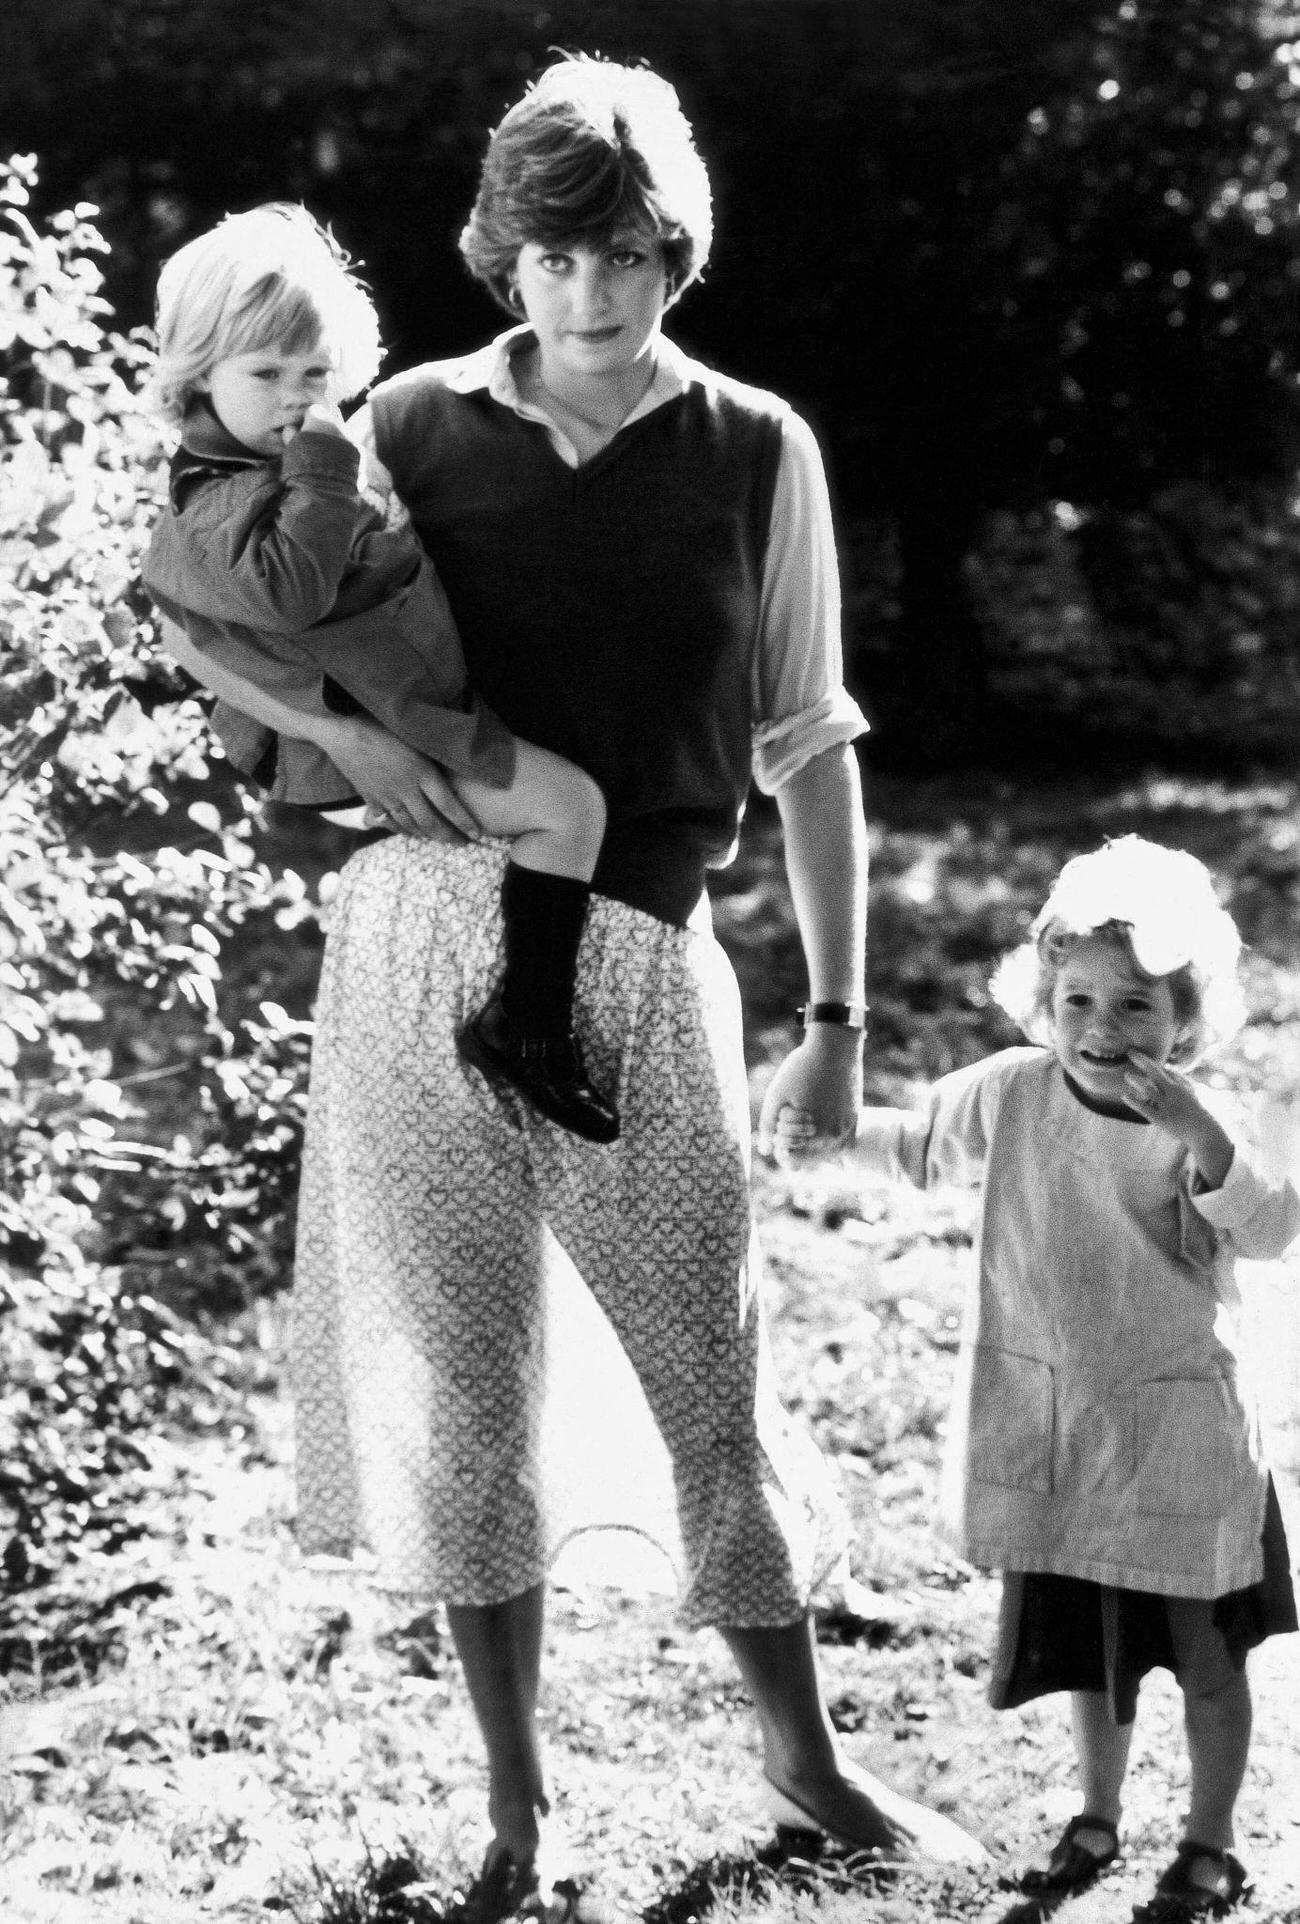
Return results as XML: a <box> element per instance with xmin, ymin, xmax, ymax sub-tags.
<box><xmin>446</xmin><ymin>1585</ymin><xmax>549</xmax><ymax>1868</ymax></box>
<box><xmin>720</xmin><ymin>1616</ymin><xmax>987</xmax><ymax>1862</ymax></box>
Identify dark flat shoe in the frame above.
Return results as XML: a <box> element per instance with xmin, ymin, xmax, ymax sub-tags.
<box><xmin>458</xmin><ymin>995</ymin><xmax>619</xmax><ymax>1143</ymax></box>
<box><xmin>1132</xmin><ymin>1842</ymin><xmax>1252</xmax><ymax>1920</ymax></box>
<box><xmin>451</xmin><ymin>1850</ymin><xmax>540</xmax><ymax>1924</ymax></box>
<box><xmin>521</xmin><ymin>1877</ymin><xmax>624</xmax><ymax>1924</ymax></box>
<box><xmin>1021</xmin><ymin>1813</ymin><xmax>1121</xmax><ymax>1894</ymax></box>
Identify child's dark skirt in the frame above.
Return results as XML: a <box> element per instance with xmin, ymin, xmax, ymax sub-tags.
<box><xmin>990</xmin><ymin>1478</ymin><xmax>1297</xmax><ymax>1725</ymax></box>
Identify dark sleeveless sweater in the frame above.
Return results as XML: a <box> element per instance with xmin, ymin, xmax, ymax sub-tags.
<box><xmin>369</xmin><ymin>359</ymin><xmax>785</xmax><ymax>925</ymax></box>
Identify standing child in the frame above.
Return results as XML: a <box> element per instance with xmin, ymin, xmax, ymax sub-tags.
<box><xmin>800</xmin><ymin>837</ymin><xmax>1299</xmax><ymax>1919</ymax></box>
<box><xmin>141</xmin><ymin>202</ymin><xmax>618</xmax><ymax>1142</ymax></box>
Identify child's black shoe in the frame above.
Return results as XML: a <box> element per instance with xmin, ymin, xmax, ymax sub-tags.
<box><xmin>458</xmin><ymin>995</ymin><xmax>620</xmax><ymax>1144</ymax></box>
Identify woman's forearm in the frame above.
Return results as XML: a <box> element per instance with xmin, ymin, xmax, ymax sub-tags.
<box><xmin>158</xmin><ymin>611</ymin><xmax>480</xmax><ymax>842</ymax></box>
<box><xmin>756</xmin><ymin>742</ymin><xmax>868</xmax><ymax>1160</ymax></box>
<box><xmin>157</xmin><ymin>612</ymin><xmax>356</xmax><ymax>758</ymax></box>
<box><xmin>775</xmin><ymin>740</ymin><xmax>868</xmax><ymax>1002</ymax></box>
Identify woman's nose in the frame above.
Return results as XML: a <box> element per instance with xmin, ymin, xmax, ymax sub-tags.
<box><xmin>569</xmin><ymin>262</ymin><xmax>612</xmax><ymax>316</ymax></box>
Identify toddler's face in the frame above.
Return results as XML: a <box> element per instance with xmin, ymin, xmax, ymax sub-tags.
<box><xmin>1049</xmin><ymin>935</ymin><xmax>1183</xmax><ymax>1103</ymax></box>
<box><xmin>199</xmin><ymin>343</ymin><xmax>335</xmax><ymax>455</ymax></box>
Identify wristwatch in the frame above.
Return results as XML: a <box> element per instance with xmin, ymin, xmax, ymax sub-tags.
<box><xmin>797</xmin><ymin>1000</ymin><xmax>869</xmax><ymax>1031</ymax></box>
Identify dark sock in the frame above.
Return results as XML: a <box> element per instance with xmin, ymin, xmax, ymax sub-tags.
<box><xmin>497</xmin><ymin>861</ymin><xmax>592</xmax><ymax>1038</ymax></box>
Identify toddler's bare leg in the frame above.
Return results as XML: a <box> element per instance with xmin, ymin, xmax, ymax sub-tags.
<box><xmin>1183</xmin><ymin>1668</ymin><xmax>1251</xmax><ymax>1850</ymax></box>
<box><xmin>1166</xmin><ymin>1596</ymin><xmax>1252</xmax><ymax>1854</ymax></box>
<box><xmin>1071</xmin><ymin>1688</ymin><xmax>1134</xmax><ymax>1828</ymax></box>
<box><xmin>457</xmin><ymin>741</ymin><xmax>605</xmax><ymax>880</ymax></box>
<box><xmin>1019</xmin><ymin>1692</ymin><xmax>1129</xmax><ymax>1890</ymax></box>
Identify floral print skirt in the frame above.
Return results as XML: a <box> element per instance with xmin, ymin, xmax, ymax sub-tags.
<box><xmin>290</xmin><ymin>834</ymin><xmax>846</xmax><ymax>1625</ymax></box>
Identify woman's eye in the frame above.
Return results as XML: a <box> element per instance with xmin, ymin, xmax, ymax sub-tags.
<box><xmin>609</xmin><ymin>249</ymin><xmax>645</xmax><ymax>269</ymax></box>
<box><xmin>539</xmin><ymin>254</ymin><xmax>571</xmax><ymax>273</ymax></box>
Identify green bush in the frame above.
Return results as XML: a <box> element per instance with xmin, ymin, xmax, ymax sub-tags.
<box><xmin>0</xmin><ymin>156</ymin><xmax>318</xmax><ymax>1622</ymax></box>
<box><xmin>962</xmin><ymin>487</ymin><xmax>1300</xmax><ymax>754</ymax></box>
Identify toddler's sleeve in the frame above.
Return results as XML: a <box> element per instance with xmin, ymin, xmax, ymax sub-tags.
<box><xmin>1191</xmin><ymin>1145</ymin><xmax>1300</xmax><ymax>1260</ymax></box>
<box><xmin>851</xmin><ymin>1053</ymin><xmax>1009</xmax><ymax>1191</ymax></box>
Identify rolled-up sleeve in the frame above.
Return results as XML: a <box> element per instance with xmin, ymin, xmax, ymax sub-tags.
<box><xmin>751</xmin><ymin>407</ymin><xmax>868</xmax><ymax>794</ymax></box>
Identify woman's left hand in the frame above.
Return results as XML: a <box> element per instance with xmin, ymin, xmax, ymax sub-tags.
<box><xmin>757</xmin><ymin>1027</ymin><xmax>862</xmax><ymax>1169</ymax></box>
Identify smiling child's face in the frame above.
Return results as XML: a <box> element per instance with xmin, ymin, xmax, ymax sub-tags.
<box><xmin>1049</xmin><ymin>934</ymin><xmax>1184</xmax><ymax>1102</ymax></box>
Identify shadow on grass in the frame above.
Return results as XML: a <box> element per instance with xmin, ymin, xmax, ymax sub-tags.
<box><xmin>641</xmin><ymin>1831</ymin><xmax>900</xmax><ymax>1924</ymax></box>
<box><xmin>296</xmin><ymin>1834</ymin><xmax>905</xmax><ymax>1924</ymax></box>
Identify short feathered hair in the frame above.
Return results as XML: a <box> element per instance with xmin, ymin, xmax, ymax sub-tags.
<box><xmin>459</xmin><ymin>56</ymin><xmax>713</xmax><ymax>315</ymax></box>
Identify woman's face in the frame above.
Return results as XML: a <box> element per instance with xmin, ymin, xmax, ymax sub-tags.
<box><xmin>512</xmin><ymin>231</ymin><xmax>669</xmax><ymax>386</ymax></box>
<box><xmin>1049</xmin><ymin>935</ymin><xmax>1184</xmax><ymax>1103</ymax></box>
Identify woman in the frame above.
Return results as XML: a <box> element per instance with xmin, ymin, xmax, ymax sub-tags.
<box><xmin>158</xmin><ymin>55</ymin><xmax>986</xmax><ymax>1909</ymax></box>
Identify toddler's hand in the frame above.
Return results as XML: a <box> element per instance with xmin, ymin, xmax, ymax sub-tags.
<box><xmin>1121</xmin><ymin>1052</ymin><xmax>1203</xmax><ymax>1137</ymax></box>
<box><xmin>1123</xmin><ymin>1050</ymin><xmax>1234</xmax><ymax>1190</ymax></box>
<box><xmin>283</xmin><ymin>402</ymin><xmax>347</xmax><ymax>444</ymax></box>
<box><xmin>770</xmin><ymin>1106</ymin><xmax>818</xmax><ymax>1163</ymax></box>
<box><xmin>756</xmin><ymin>1030</ymin><xmax>862</xmax><ymax>1169</ymax></box>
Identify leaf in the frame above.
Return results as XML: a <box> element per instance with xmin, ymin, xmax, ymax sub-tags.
<box><xmin>187</xmin><ymin>801</ymin><xmax>224</xmax><ymax>835</ymax></box>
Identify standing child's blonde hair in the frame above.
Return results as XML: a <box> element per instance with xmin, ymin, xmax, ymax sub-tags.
<box><xmin>991</xmin><ymin>834</ymin><xmax>1247</xmax><ymax>1066</ymax></box>
<box><xmin>142</xmin><ymin>202</ymin><xmax>382</xmax><ymax>425</ymax></box>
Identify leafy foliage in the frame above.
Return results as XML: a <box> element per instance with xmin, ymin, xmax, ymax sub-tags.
<box><xmin>0</xmin><ymin>157</ymin><xmax>318</xmax><ymax>1619</ymax></box>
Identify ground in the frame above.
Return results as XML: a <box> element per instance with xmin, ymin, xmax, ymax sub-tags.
<box><xmin>3</xmin><ymin>765</ymin><xmax>1300</xmax><ymax>1923</ymax></box>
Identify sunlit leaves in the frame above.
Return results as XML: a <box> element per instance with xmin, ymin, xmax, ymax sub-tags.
<box><xmin>1</xmin><ymin>158</ymin><xmax>320</xmax><ymax>1611</ymax></box>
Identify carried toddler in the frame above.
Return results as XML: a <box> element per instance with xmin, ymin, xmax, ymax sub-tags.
<box><xmin>141</xmin><ymin>203</ymin><xmax>617</xmax><ymax>1142</ymax></box>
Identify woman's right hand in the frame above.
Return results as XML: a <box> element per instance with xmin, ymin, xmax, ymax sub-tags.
<box><xmin>323</xmin><ymin>715</ymin><xmax>484</xmax><ymax>843</ymax></box>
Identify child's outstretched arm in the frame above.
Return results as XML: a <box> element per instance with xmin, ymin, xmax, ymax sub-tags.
<box><xmin>850</xmin><ymin>1106</ymin><xmax>935</xmax><ymax>1189</ymax></box>
<box><xmin>776</xmin><ymin>1050</ymin><xmax>1008</xmax><ymax>1188</ymax></box>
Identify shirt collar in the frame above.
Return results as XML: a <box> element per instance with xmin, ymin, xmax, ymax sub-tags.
<box><xmin>169</xmin><ymin>399</ymin><xmax>263</xmax><ymax>508</ymax></box>
<box><xmin>178</xmin><ymin>396</ymin><xmax>263</xmax><ymax>464</ymax></box>
<box><xmin>463</xmin><ymin>325</ymin><xmax>690</xmax><ymax>425</ymax></box>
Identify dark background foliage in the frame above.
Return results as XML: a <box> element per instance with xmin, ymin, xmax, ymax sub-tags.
<box><xmin>5</xmin><ymin>0</ymin><xmax>1300</xmax><ymax>752</ymax></box>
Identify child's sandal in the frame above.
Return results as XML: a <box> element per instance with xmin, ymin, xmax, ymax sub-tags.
<box><xmin>1021</xmin><ymin>1812</ymin><xmax>1121</xmax><ymax>1893</ymax></box>
<box><xmin>1132</xmin><ymin>1841</ymin><xmax>1252</xmax><ymax>1920</ymax></box>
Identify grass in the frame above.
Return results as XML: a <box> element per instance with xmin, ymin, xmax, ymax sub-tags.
<box><xmin>4</xmin><ymin>763</ymin><xmax>1300</xmax><ymax>1923</ymax></box>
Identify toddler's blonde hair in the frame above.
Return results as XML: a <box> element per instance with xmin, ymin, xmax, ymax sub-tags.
<box><xmin>142</xmin><ymin>202</ymin><xmax>382</xmax><ymax>425</ymax></box>
<box><xmin>991</xmin><ymin>835</ymin><xmax>1247</xmax><ymax>1067</ymax></box>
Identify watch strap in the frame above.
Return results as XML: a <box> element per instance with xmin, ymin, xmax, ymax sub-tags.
<box><xmin>798</xmin><ymin>1000</ymin><xmax>869</xmax><ymax>1030</ymax></box>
